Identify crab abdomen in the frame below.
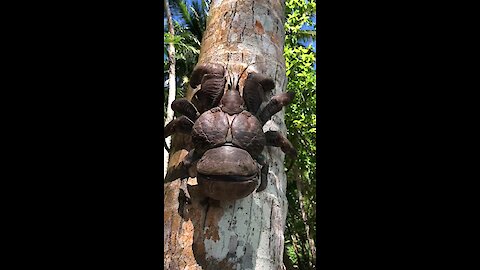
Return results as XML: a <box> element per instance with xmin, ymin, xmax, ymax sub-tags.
<box><xmin>196</xmin><ymin>145</ymin><xmax>258</xmax><ymax>176</ymax></box>
<box><xmin>196</xmin><ymin>145</ymin><xmax>259</xmax><ymax>200</ymax></box>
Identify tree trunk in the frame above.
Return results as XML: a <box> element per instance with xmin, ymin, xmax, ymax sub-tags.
<box><xmin>164</xmin><ymin>1</ymin><xmax>288</xmax><ymax>269</ymax></box>
<box><xmin>164</xmin><ymin>0</ymin><xmax>177</xmax><ymax>177</ymax></box>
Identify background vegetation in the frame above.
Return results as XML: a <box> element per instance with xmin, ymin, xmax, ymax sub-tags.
<box><xmin>164</xmin><ymin>1</ymin><xmax>316</xmax><ymax>269</ymax></box>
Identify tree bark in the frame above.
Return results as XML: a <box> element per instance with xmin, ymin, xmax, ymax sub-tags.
<box><xmin>164</xmin><ymin>0</ymin><xmax>177</xmax><ymax>177</ymax></box>
<box><xmin>164</xmin><ymin>1</ymin><xmax>288</xmax><ymax>269</ymax></box>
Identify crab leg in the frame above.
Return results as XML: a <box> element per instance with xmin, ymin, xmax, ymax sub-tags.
<box><xmin>255</xmin><ymin>155</ymin><xmax>269</xmax><ymax>192</ymax></box>
<box><xmin>265</xmin><ymin>130</ymin><xmax>297</xmax><ymax>157</ymax></box>
<box><xmin>243</xmin><ymin>73</ymin><xmax>275</xmax><ymax>114</ymax></box>
<box><xmin>194</xmin><ymin>73</ymin><xmax>226</xmax><ymax>111</ymax></box>
<box><xmin>182</xmin><ymin>149</ymin><xmax>202</xmax><ymax>177</ymax></box>
<box><xmin>189</xmin><ymin>63</ymin><xmax>225</xmax><ymax>89</ymax></box>
<box><xmin>257</xmin><ymin>92</ymin><xmax>295</xmax><ymax>125</ymax></box>
<box><xmin>164</xmin><ymin>116</ymin><xmax>194</xmax><ymax>138</ymax></box>
<box><xmin>171</xmin><ymin>98</ymin><xmax>200</xmax><ymax>121</ymax></box>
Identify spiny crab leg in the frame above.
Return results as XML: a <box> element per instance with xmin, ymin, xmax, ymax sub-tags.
<box><xmin>171</xmin><ymin>98</ymin><xmax>200</xmax><ymax>122</ymax></box>
<box><xmin>243</xmin><ymin>73</ymin><xmax>275</xmax><ymax>114</ymax></box>
<box><xmin>164</xmin><ymin>116</ymin><xmax>194</xmax><ymax>138</ymax></box>
<box><xmin>258</xmin><ymin>92</ymin><xmax>295</xmax><ymax>125</ymax></box>
<box><xmin>256</xmin><ymin>155</ymin><xmax>269</xmax><ymax>192</ymax></box>
<box><xmin>265</xmin><ymin>130</ymin><xmax>297</xmax><ymax>157</ymax></box>
<box><xmin>189</xmin><ymin>63</ymin><xmax>225</xmax><ymax>89</ymax></box>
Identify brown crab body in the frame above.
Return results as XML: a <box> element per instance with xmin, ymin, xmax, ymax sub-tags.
<box><xmin>164</xmin><ymin>64</ymin><xmax>297</xmax><ymax>200</ymax></box>
<box><xmin>192</xmin><ymin>108</ymin><xmax>266</xmax><ymax>157</ymax></box>
<box><xmin>196</xmin><ymin>146</ymin><xmax>259</xmax><ymax>200</ymax></box>
<box><xmin>191</xmin><ymin>104</ymin><xmax>266</xmax><ymax>200</ymax></box>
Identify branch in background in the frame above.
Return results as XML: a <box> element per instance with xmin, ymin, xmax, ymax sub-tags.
<box><xmin>293</xmin><ymin>166</ymin><xmax>316</xmax><ymax>269</ymax></box>
<box><xmin>285</xmin><ymin>157</ymin><xmax>295</xmax><ymax>173</ymax></box>
<box><xmin>286</xmin><ymin>190</ymin><xmax>309</xmax><ymax>269</ymax></box>
<box><xmin>164</xmin><ymin>0</ymin><xmax>177</xmax><ymax>177</ymax></box>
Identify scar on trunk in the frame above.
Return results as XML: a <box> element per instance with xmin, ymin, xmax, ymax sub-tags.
<box><xmin>255</xmin><ymin>20</ymin><xmax>264</xmax><ymax>35</ymax></box>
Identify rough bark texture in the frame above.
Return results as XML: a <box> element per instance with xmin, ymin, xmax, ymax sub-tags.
<box><xmin>164</xmin><ymin>0</ymin><xmax>176</xmax><ymax>177</ymax></box>
<box><xmin>164</xmin><ymin>1</ymin><xmax>288</xmax><ymax>269</ymax></box>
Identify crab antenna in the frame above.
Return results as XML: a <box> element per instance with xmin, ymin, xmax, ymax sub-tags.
<box><xmin>234</xmin><ymin>73</ymin><xmax>240</xmax><ymax>92</ymax></box>
<box><xmin>228</xmin><ymin>70</ymin><xmax>234</xmax><ymax>91</ymax></box>
<box><xmin>239</xmin><ymin>62</ymin><xmax>256</xmax><ymax>80</ymax></box>
<box><xmin>228</xmin><ymin>62</ymin><xmax>255</xmax><ymax>93</ymax></box>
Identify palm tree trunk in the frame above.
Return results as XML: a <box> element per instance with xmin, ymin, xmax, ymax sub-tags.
<box><xmin>164</xmin><ymin>0</ymin><xmax>177</xmax><ymax>177</ymax></box>
<box><xmin>164</xmin><ymin>1</ymin><xmax>288</xmax><ymax>269</ymax></box>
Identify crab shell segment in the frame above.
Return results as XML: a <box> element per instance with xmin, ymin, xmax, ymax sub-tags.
<box><xmin>196</xmin><ymin>145</ymin><xmax>260</xmax><ymax>201</ymax></box>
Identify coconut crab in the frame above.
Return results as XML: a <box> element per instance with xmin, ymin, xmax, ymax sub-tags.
<box><xmin>164</xmin><ymin>63</ymin><xmax>296</xmax><ymax>201</ymax></box>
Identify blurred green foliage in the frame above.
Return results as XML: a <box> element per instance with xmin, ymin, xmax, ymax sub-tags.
<box><xmin>284</xmin><ymin>0</ymin><xmax>316</xmax><ymax>268</ymax></box>
<box><xmin>164</xmin><ymin>0</ymin><xmax>208</xmax><ymax>121</ymax></box>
